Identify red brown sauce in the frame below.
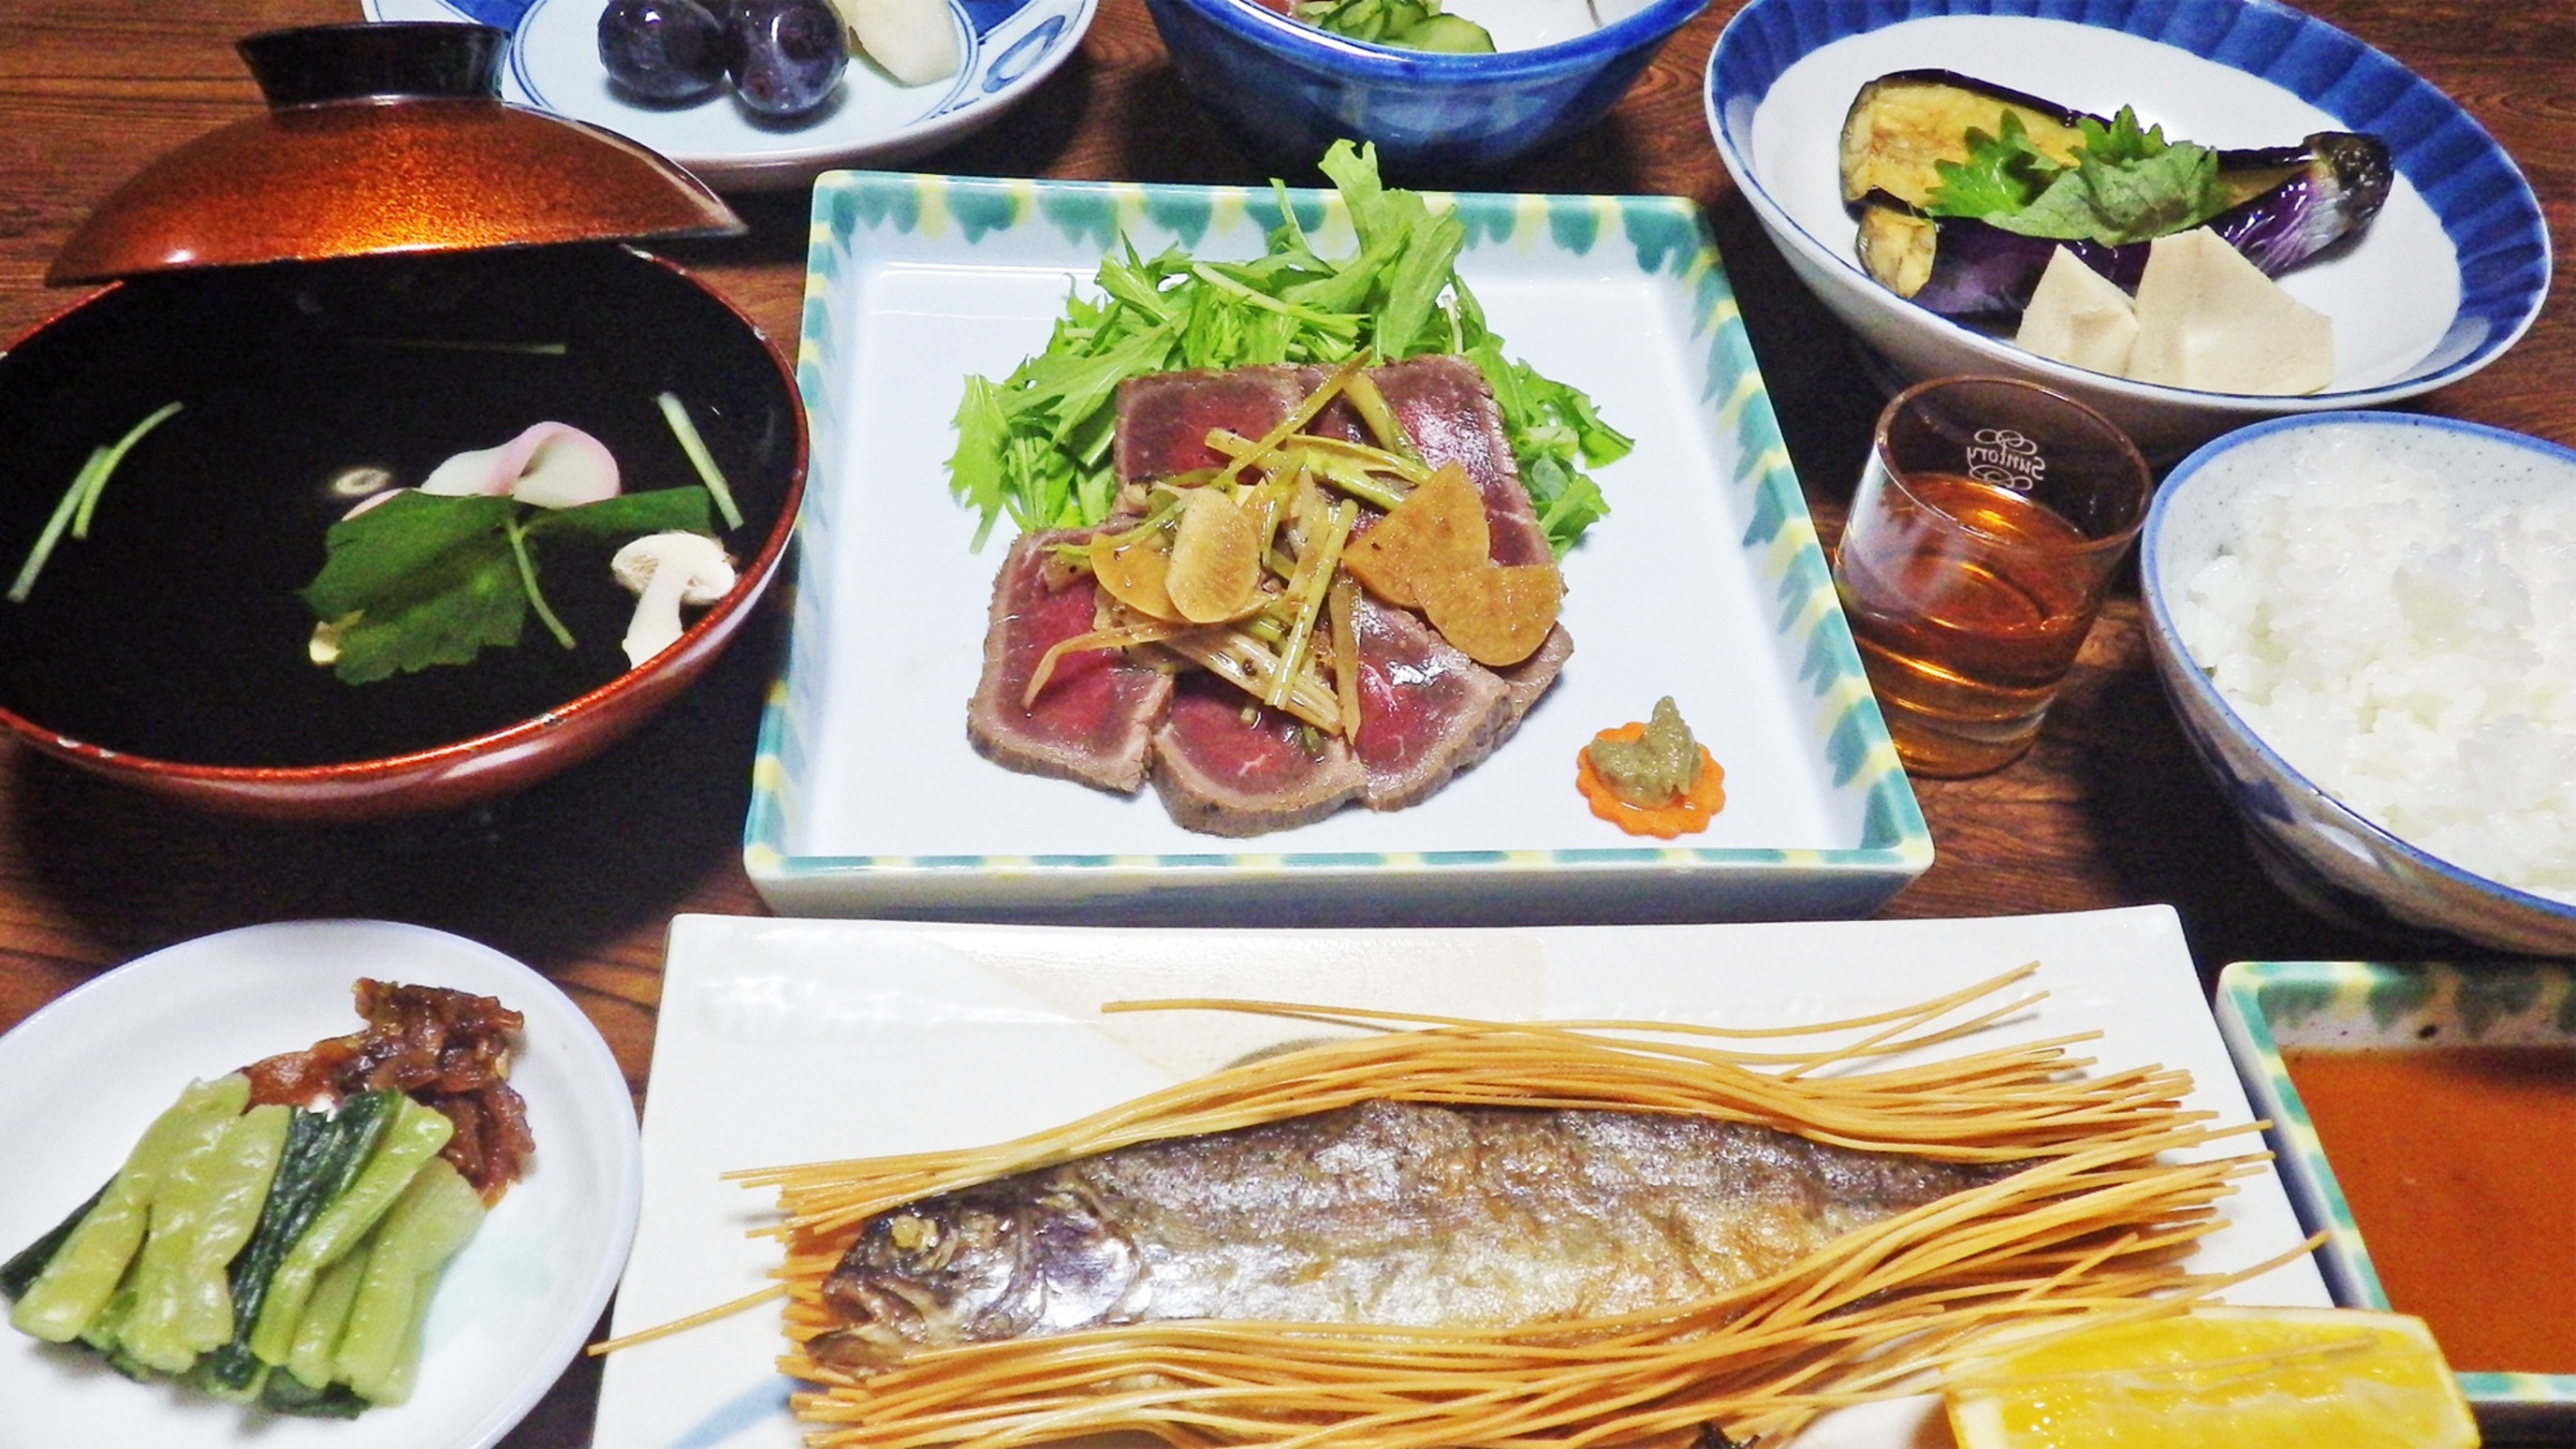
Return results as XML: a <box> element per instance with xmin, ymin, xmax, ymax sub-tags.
<box><xmin>2280</xmin><ymin>1045</ymin><xmax>2576</xmax><ymax>1374</ymax></box>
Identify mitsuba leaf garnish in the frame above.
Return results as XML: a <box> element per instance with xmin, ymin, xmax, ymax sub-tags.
<box><xmin>946</xmin><ymin>140</ymin><xmax>1631</xmax><ymax>558</ymax></box>
<box><xmin>300</xmin><ymin>487</ymin><xmax>711</xmax><ymax>684</ymax></box>
<box><xmin>1926</xmin><ymin>106</ymin><xmax>2231</xmax><ymax>247</ymax></box>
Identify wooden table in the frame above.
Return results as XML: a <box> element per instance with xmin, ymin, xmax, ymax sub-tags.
<box><xmin>0</xmin><ymin>0</ymin><xmax>2567</xmax><ymax>1441</ymax></box>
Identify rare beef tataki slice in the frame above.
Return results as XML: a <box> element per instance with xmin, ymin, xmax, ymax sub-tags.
<box><xmin>1112</xmin><ymin>369</ymin><xmax>1310</xmax><ymax>482</ymax></box>
<box><xmin>1369</xmin><ymin>355</ymin><xmax>1553</xmax><ymax>568</ymax></box>
<box><xmin>1113</xmin><ymin>358</ymin><xmax>1553</xmax><ymax>571</ymax></box>
<box><xmin>1346</xmin><ymin>593</ymin><xmax>1513</xmax><ymax>811</ymax></box>
<box><xmin>967</xmin><ymin>527</ymin><xmax>1173</xmax><ymax>795</ymax></box>
<box><xmin>1150</xmin><ymin>675</ymin><xmax>1365</xmax><ymax>836</ymax></box>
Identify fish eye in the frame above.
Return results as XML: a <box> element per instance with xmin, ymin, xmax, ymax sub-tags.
<box><xmin>886</xmin><ymin>1212</ymin><xmax>936</xmax><ymax>1251</ymax></box>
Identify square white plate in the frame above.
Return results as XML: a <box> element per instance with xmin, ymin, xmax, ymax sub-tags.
<box><xmin>593</xmin><ymin>907</ymin><xmax>2328</xmax><ymax>1449</ymax></box>
<box><xmin>744</xmin><ymin>171</ymin><xmax>1928</xmax><ymax>924</ymax></box>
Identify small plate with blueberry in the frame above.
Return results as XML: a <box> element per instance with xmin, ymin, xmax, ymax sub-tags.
<box><xmin>365</xmin><ymin>0</ymin><xmax>1096</xmax><ymax>189</ymax></box>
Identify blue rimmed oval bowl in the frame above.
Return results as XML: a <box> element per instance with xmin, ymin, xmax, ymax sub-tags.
<box><xmin>1706</xmin><ymin>0</ymin><xmax>2550</xmax><ymax>461</ymax></box>
<box><xmin>2141</xmin><ymin>412</ymin><xmax>2576</xmax><ymax>957</ymax></box>
<box><xmin>1146</xmin><ymin>0</ymin><xmax>1709</xmax><ymax>175</ymax></box>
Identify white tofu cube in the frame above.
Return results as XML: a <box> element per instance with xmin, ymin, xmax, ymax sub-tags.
<box><xmin>2015</xmin><ymin>246</ymin><xmax>2141</xmax><ymax>375</ymax></box>
<box><xmin>2126</xmin><ymin>227</ymin><xmax>2336</xmax><ymax>395</ymax></box>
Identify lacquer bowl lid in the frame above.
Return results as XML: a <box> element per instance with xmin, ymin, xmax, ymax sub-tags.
<box><xmin>49</xmin><ymin>22</ymin><xmax>742</xmax><ymax>285</ymax></box>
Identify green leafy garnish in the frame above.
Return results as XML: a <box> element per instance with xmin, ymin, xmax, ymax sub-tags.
<box><xmin>1923</xmin><ymin>111</ymin><xmax>2060</xmax><ymax>217</ymax></box>
<box><xmin>299</xmin><ymin>487</ymin><xmax>711</xmax><ymax>684</ymax></box>
<box><xmin>1925</xmin><ymin>106</ymin><xmax>2231</xmax><ymax>246</ymax></box>
<box><xmin>1292</xmin><ymin>0</ymin><xmax>1495</xmax><ymax>52</ymax></box>
<box><xmin>946</xmin><ymin>141</ymin><xmax>1630</xmax><ymax>558</ymax></box>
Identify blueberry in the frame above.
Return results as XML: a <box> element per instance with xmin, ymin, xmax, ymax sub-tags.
<box><xmin>726</xmin><ymin>0</ymin><xmax>848</xmax><ymax>118</ymax></box>
<box><xmin>598</xmin><ymin>0</ymin><xmax>734</xmax><ymax>103</ymax></box>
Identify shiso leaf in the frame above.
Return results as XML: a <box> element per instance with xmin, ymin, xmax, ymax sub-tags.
<box><xmin>1929</xmin><ymin>107</ymin><xmax>2231</xmax><ymax>247</ymax></box>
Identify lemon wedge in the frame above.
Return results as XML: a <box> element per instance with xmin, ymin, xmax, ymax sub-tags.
<box><xmin>1944</xmin><ymin>1306</ymin><xmax>2480</xmax><ymax>1448</ymax></box>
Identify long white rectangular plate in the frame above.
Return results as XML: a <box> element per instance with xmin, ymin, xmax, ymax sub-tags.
<box><xmin>593</xmin><ymin>907</ymin><xmax>2327</xmax><ymax>1449</ymax></box>
<box><xmin>743</xmin><ymin>171</ymin><xmax>1928</xmax><ymax>923</ymax></box>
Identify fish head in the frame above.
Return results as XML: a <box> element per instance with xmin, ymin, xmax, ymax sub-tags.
<box><xmin>815</xmin><ymin>1178</ymin><xmax>1141</xmax><ymax>1369</ymax></box>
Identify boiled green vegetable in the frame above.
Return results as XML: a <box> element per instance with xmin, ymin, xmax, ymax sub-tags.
<box><xmin>0</xmin><ymin>1185</ymin><xmax>104</xmax><ymax>1303</ymax></box>
<box><xmin>334</xmin><ymin>1157</ymin><xmax>484</xmax><ymax>1405</ymax></box>
<box><xmin>116</xmin><ymin>1102</ymin><xmax>289</xmax><ymax>1372</ymax></box>
<box><xmin>7</xmin><ymin>1075</ymin><xmax>247</xmax><ymax>1343</ymax></box>
<box><xmin>248</xmin><ymin>1094</ymin><xmax>453</xmax><ymax>1367</ymax></box>
<box><xmin>199</xmin><ymin>1089</ymin><xmax>398</xmax><ymax>1398</ymax></box>
<box><xmin>284</xmin><ymin>1248</ymin><xmax>367</xmax><ymax>1396</ymax></box>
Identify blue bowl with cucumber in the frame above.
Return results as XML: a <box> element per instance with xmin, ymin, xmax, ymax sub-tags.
<box><xmin>1144</xmin><ymin>0</ymin><xmax>1709</xmax><ymax>175</ymax></box>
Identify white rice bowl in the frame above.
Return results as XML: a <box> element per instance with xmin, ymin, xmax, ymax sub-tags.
<box><xmin>2143</xmin><ymin>412</ymin><xmax>2576</xmax><ymax>955</ymax></box>
<box><xmin>2173</xmin><ymin>434</ymin><xmax>2576</xmax><ymax>903</ymax></box>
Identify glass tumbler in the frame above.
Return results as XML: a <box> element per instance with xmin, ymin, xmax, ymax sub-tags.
<box><xmin>1832</xmin><ymin>376</ymin><xmax>2152</xmax><ymax>778</ymax></box>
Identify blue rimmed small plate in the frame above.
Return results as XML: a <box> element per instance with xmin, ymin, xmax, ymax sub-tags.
<box><xmin>745</xmin><ymin>170</ymin><xmax>1929</xmax><ymax>924</ymax></box>
<box><xmin>363</xmin><ymin>0</ymin><xmax>1094</xmax><ymax>190</ymax></box>
<box><xmin>2216</xmin><ymin>959</ymin><xmax>2576</xmax><ymax>1442</ymax></box>
<box><xmin>1706</xmin><ymin>0</ymin><xmax>2550</xmax><ymax>461</ymax></box>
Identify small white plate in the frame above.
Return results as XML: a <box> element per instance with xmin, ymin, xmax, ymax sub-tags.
<box><xmin>364</xmin><ymin>0</ymin><xmax>1095</xmax><ymax>190</ymax></box>
<box><xmin>0</xmin><ymin>920</ymin><xmax>641</xmax><ymax>1449</ymax></box>
<box><xmin>747</xmin><ymin>171</ymin><xmax>1928</xmax><ymax>923</ymax></box>
<box><xmin>593</xmin><ymin>905</ymin><xmax>2329</xmax><ymax>1449</ymax></box>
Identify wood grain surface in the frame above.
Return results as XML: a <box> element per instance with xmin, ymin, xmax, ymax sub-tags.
<box><xmin>0</xmin><ymin>0</ymin><xmax>2569</xmax><ymax>1442</ymax></box>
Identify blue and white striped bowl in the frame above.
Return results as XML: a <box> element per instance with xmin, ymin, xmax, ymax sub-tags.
<box><xmin>1146</xmin><ymin>0</ymin><xmax>1707</xmax><ymax>175</ymax></box>
<box><xmin>1705</xmin><ymin>0</ymin><xmax>2549</xmax><ymax>461</ymax></box>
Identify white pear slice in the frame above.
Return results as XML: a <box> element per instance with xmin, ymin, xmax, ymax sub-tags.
<box><xmin>829</xmin><ymin>0</ymin><xmax>960</xmax><ymax>87</ymax></box>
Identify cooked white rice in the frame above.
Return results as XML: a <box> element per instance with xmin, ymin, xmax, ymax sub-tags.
<box><xmin>2173</xmin><ymin>433</ymin><xmax>2576</xmax><ymax>905</ymax></box>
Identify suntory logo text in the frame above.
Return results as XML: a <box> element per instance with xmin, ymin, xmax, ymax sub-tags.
<box><xmin>1965</xmin><ymin>428</ymin><xmax>2044</xmax><ymax>490</ymax></box>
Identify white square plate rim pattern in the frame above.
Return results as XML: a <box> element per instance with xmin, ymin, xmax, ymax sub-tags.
<box><xmin>742</xmin><ymin>169</ymin><xmax>1928</xmax><ymax>923</ymax></box>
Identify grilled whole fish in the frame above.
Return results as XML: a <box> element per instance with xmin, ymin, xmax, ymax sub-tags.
<box><xmin>812</xmin><ymin>1100</ymin><xmax>2015</xmax><ymax>1370</ymax></box>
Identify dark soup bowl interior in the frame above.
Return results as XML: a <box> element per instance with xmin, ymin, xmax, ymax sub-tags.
<box><xmin>0</xmin><ymin>242</ymin><xmax>802</xmax><ymax>820</ymax></box>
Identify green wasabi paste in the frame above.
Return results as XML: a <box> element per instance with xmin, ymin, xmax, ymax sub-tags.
<box><xmin>1585</xmin><ymin>696</ymin><xmax>1703</xmax><ymax>807</ymax></box>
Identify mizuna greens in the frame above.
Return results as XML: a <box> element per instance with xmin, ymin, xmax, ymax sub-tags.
<box><xmin>948</xmin><ymin>141</ymin><xmax>1631</xmax><ymax>556</ymax></box>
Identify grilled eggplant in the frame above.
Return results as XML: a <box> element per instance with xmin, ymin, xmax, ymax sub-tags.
<box><xmin>1839</xmin><ymin>71</ymin><xmax>2392</xmax><ymax>321</ymax></box>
